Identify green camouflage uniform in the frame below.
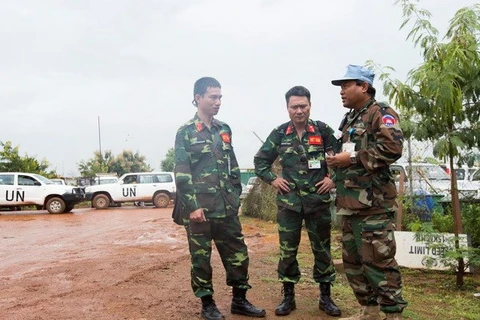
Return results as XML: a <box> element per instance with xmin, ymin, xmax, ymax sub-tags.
<box><xmin>254</xmin><ymin>119</ymin><xmax>337</xmax><ymax>283</ymax></box>
<box><xmin>334</xmin><ymin>99</ymin><xmax>408</xmax><ymax>313</ymax></box>
<box><xmin>174</xmin><ymin>113</ymin><xmax>251</xmax><ymax>298</ymax></box>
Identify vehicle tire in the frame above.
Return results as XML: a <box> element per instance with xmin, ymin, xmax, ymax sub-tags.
<box><xmin>153</xmin><ymin>193</ymin><xmax>170</xmax><ymax>208</ymax></box>
<box><xmin>46</xmin><ymin>197</ymin><xmax>66</xmax><ymax>214</ymax></box>
<box><xmin>64</xmin><ymin>204</ymin><xmax>74</xmax><ymax>213</ymax></box>
<box><xmin>92</xmin><ymin>194</ymin><xmax>110</xmax><ymax>209</ymax></box>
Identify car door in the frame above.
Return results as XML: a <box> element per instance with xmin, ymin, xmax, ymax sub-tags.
<box><xmin>0</xmin><ymin>173</ymin><xmax>17</xmax><ymax>205</ymax></box>
<box><xmin>17</xmin><ymin>174</ymin><xmax>44</xmax><ymax>205</ymax></box>
<box><xmin>111</xmin><ymin>174</ymin><xmax>140</xmax><ymax>202</ymax></box>
<box><xmin>136</xmin><ymin>174</ymin><xmax>157</xmax><ymax>201</ymax></box>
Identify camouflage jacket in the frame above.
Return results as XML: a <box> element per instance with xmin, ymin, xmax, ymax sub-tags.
<box><xmin>254</xmin><ymin>119</ymin><xmax>338</xmax><ymax>214</ymax></box>
<box><xmin>174</xmin><ymin>113</ymin><xmax>242</xmax><ymax>219</ymax></box>
<box><xmin>335</xmin><ymin>99</ymin><xmax>403</xmax><ymax>215</ymax></box>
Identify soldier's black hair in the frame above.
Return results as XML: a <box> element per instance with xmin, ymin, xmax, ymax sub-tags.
<box><xmin>192</xmin><ymin>77</ymin><xmax>221</xmax><ymax>106</ymax></box>
<box><xmin>285</xmin><ymin>86</ymin><xmax>311</xmax><ymax>104</ymax></box>
<box><xmin>355</xmin><ymin>80</ymin><xmax>376</xmax><ymax>98</ymax></box>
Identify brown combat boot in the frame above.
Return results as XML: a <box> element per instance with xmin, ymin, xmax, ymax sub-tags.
<box><xmin>339</xmin><ymin>305</ymin><xmax>382</xmax><ymax>320</ymax></box>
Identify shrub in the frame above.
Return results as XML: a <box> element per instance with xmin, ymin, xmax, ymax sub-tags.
<box><xmin>241</xmin><ymin>179</ymin><xmax>277</xmax><ymax>222</ymax></box>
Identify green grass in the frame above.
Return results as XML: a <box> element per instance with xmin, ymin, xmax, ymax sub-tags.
<box><xmin>242</xmin><ymin>215</ymin><xmax>480</xmax><ymax>320</ymax></box>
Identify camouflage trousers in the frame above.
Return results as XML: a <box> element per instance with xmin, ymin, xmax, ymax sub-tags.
<box><xmin>185</xmin><ymin>214</ymin><xmax>251</xmax><ymax>298</ymax></box>
<box><xmin>277</xmin><ymin>206</ymin><xmax>336</xmax><ymax>283</ymax></box>
<box><xmin>341</xmin><ymin>212</ymin><xmax>408</xmax><ymax>313</ymax></box>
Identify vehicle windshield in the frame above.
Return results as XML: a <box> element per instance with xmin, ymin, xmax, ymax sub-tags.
<box><xmin>34</xmin><ymin>174</ymin><xmax>53</xmax><ymax>184</ymax></box>
<box><xmin>409</xmin><ymin>165</ymin><xmax>450</xmax><ymax>181</ymax></box>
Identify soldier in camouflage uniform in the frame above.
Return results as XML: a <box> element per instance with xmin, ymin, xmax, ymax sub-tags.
<box><xmin>326</xmin><ymin>65</ymin><xmax>408</xmax><ymax>320</ymax></box>
<box><xmin>254</xmin><ymin>86</ymin><xmax>341</xmax><ymax>317</ymax></box>
<box><xmin>174</xmin><ymin>77</ymin><xmax>266</xmax><ymax>320</ymax></box>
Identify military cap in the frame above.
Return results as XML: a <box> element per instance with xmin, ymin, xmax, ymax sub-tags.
<box><xmin>331</xmin><ymin>64</ymin><xmax>375</xmax><ymax>86</ymax></box>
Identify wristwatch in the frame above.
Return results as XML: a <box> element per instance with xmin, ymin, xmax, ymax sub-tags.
<box><xmin>350</xmin><ymin>151</ymin><xmax>357</xmax><ymax>164</ymax></box>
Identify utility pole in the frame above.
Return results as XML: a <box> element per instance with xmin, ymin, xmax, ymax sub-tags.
<box><xmin>98</xmin><ymin>116</ymin><xmax>102</xmax><ymax>158</ymax></box>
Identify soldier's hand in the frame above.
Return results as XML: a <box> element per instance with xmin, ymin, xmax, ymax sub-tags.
<box><xmin>189</xmin><ymin>208</ymin><xmax>206</xmax><ymax>222</ymax></box>
<box><xmin>315</xmin><ymin>177</ymin><xmax>335</xmax><ymax>194</ymax></box>
<box><xmin>326</xmin><ymin>152</ymin><xmax>351</xmax><ymax>168</ymax></box>
<box><xmin>271</xmin><ymin>177</ymin><xmax>290</xmax><ymax>195</ymax></box>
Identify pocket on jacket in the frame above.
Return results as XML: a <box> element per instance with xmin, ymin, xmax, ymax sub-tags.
<box><xmin>339</xmin><ymin>176</ymin><xmax>373</xmax><ymax>209</ymax></box>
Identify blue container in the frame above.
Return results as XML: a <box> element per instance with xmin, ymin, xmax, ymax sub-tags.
<box><xmin>412</xmin><ymin>190</ymin><xmax>445</xmax><ymax>221</ymax></box>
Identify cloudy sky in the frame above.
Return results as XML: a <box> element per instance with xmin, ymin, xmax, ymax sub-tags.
<box><xmin>0</xmin><ymin>0</ymin><xmax>477</xmax><ymax>176</ymax></box>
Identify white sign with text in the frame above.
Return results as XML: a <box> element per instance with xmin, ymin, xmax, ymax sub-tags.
<box><xmin>394</xmin><ymin>231</ymin><xmax>470</xmax><ymax>271</ymax></box>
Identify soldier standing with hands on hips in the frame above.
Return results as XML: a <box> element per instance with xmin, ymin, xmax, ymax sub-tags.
<box><xmin>326</xmin><ymin>65</ymin><xmax>408</xmax><ymax>320</ymax></box>
<box><xmin>254</xmin><ymin>86</ymin><xmax>341</xmax><ymax>317</ymax></box>
<box><xmin>174</xmin><ymin>77</ymin><xmax>266</xmax><ymax>320</ymax></box>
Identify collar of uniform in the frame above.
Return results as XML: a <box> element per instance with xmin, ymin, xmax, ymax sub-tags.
<box><xmin>285</xmin><ymin>119</ymin><xmax>316</xmax><ymax>135</ymax></box>
<box><xmin>193</xmin><ymin>113</ymin><xmax>220</xmax><ymax>132</ymax></box>
<box><xmin>351</xmin><ymin>98</ymin><xmax>376</xmax><ymax>117</ymax></box>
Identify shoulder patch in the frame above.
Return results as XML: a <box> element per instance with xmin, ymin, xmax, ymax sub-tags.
<box><xmin>381</xmin><ymin>114</ymin><xmax>396</xmax><ymax>127</ymax></box>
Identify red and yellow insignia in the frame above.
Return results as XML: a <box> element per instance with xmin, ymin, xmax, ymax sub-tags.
<box><xmin>285</xmin><ymin>125</ymin><xmax>293</xmax><ymax>135</ymax></box>
<box><xmin>220</xmin><ymin>133</ymin><xmax>231</xmax><ymax>143</ymax></box>
<box><xmin>196</xmin><ymin>122</ymin><xmax>203</xmax><ymax>132</ymax></box>
<box><xmin>308</xmin><ymin>135</ymin><xmax>322</xmax><ymax>145</ymax></box>
<box><xmin>307</xmin><ymin>124</ymin><xmax>315</xmax><ymax>133</ymax></box>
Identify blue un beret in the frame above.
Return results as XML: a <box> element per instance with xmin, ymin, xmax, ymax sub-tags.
<box><xmin>331</xmin><ymin>64</ymin><xmax>375</xmax><ymax>86</ymax></box>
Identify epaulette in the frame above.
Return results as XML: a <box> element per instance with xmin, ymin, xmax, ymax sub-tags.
<box><xmin>214</xmin><ymin>119</ymin><xmax>226</xmax><ymax>127</ymax></box>
<box><xmin>275</xmin><ymin>121</ymin><xmax>291</xmax><ymax>134</ymax></box>
<box><xmin>184</xmin><ymin>118</ymin><xmax>196</xmax><ymax>127</ymax></box>
<box><xmin>375</xmin><ymin>101</ymin><xmax>389</xmax><ymax>110</ymax></box>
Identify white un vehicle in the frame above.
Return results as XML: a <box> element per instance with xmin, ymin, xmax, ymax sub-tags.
<box><xmin>85</xmin><ymin>172</ymin><xmax>176</xmax><ymax>209</ymax></box>
<box><xmin>0</xmin><ymin>172</ymin><xmax>85</xmax><ymax>213</ymax></box>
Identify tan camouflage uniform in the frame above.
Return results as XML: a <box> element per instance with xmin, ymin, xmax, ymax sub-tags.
<box><xmin>335</xmin><ymin>99</ymin><xmax>408</xmax><ymax>313</ymax></box>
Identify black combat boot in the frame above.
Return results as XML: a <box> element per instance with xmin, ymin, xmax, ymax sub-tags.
<box><xmin>275</xmin><ymin>282</ymin><xmax>296</xmax><ymax>316</ymax></box>
<box><xmin>231</xmin><ymin>287</ymin><xmax>266</xmax><ymax>317</ymax></box>
<box><xmin>319</xmin><ymin>282</ymin><xmax>341</xmax><ymax>317</ymax></box>
<box><xmin>201</xmin><ymin>295</ymin><xmax>224</xmax><ymax>320</ymax></box>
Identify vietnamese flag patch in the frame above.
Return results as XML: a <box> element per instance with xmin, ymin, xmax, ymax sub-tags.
<box><xmin>308</xmin><ymin>135</ymin><xmax>322</xmax><ymax>145</ymax></box>
<box><xmin>220</xmin><ymin>133</ymin><xmax>231</xmax><ymax>143</ymax></box>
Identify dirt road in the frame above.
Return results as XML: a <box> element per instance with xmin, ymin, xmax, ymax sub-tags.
<box><xmin>1</xmin><ymin>205</ymin><xmax>330</xmax><ymax>320</ymax></box>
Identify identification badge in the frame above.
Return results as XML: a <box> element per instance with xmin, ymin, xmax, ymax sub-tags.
<box><xmin>342</xmin><ymin>142</ymin><xmax>355</xmax><ymax>153</ymax></box>
<box><xmin>308</xmin><ymin>159</ymin><xmax>321</xmax><ymax>169</ymax></box>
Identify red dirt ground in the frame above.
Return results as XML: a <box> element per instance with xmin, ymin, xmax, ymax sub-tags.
<box><xmin>0</xmin><ymin>206</ymin><xmax>337</xmax><ymax>320</ymax></box>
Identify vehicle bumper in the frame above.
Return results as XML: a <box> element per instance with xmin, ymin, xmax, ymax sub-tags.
<box><xmin>63</xmin><ymin>189</ymin><xmax>86</xmax><ymax>204</ymax></box>
<box><xmin>84</xmin><ymin>192</ymin><xmax>94</xmax><ymax>201</ymax></box>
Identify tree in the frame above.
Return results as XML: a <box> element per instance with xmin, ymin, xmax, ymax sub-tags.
<box><xmin>160</xmin><ymin>148</ymin><xmax>175</xmax><ymax>172</ymax></box>
<box><xmin>0</xmin><ymin>141</ymin><xmax>56</xmax><ymax>177</ymax></box>
<box><xmin>368</xmin><ymin>1</ymin><xmax>480</xmax><ymax>287</ymax></box>
<box><xmin>78</xmin><ymin>149</ymin><xmax>151</xmax><ymax>178</ymax></box>
<box><xmin>110</xmin><ymin>150</ymin><xmax>152</xmax><ymax>176</ymax></box>
<box><xmin>78</xmin><ymin>150</ymin><xmax>114</xmax><ymax>178</ymax></box>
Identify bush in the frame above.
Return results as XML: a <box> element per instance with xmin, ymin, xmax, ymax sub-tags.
<box><xmin>241</xmin><ymin>179</ymin><xmax>277</xmax><ymax>222</ymax></box>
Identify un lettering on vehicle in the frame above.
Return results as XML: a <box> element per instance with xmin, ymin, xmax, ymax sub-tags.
<box><xmin>122</xmin><ymin>187</ymin><xmax>136</xmax><ymax>197</ymax></box>
<box><xmin>5</xmin><ymin>190</ymin><xmax>25</xmax><ymax>202</ymax></box>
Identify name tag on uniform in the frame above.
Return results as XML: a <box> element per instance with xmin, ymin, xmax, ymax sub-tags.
<box><xmin>308</xmin><ymin>159</ymin><xmax>321</xmax><ymax>169</ymax></box>
<box><xmin>342</xmin><ymin>142</ymin><xmax>355</xmax><ymax>153</ymax></box>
